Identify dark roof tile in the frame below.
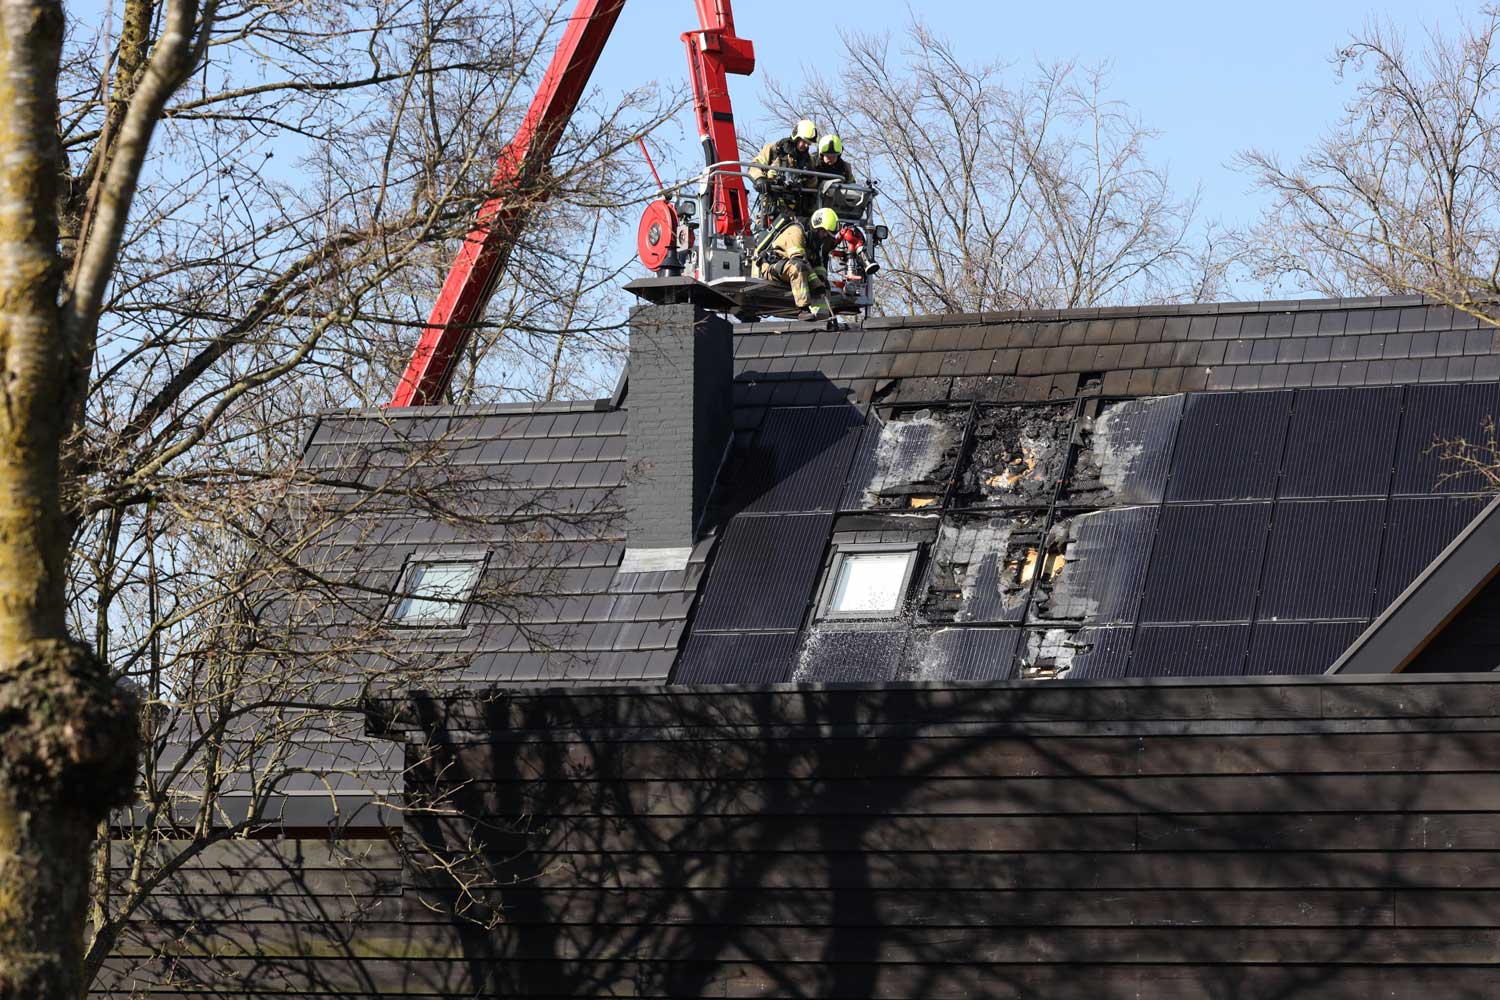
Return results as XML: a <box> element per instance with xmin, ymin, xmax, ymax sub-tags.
<box><xmin>1165</xmin><ymin>317</ymin><xmax>1193</xmax><ymax>341</ymax></box>
<box><xmin>1197</xmin><ymin>342</ymin><xmax>1227</xmax><ymax>366</ymax></box>
<box><xmin>1210</xmin><ymin>315</ymin><xmax>1241</xmax><ymax>340</ymax></box>
<box><xmin>1438</xmin><ymin>330</ymin><xmax>1467</xmax><ymax>355</ymax></box>
<box><xmin>1136</xmin><ymin>316</ymin><xmax>1167</xmax><ymax>341</ymax></box>
<box><xmin>1283</xmin><ymin>363</ymin><xmax>1315</xmax><ymax>387</ymax></box>
<box><xmin>1418</xmin><ymin>357</ymin><xmax>1449</xmax><ymax>382</ymax></box>
<box><xmin>1318</xmin><ymin>311</ymin><xmax>1348</xmax><ymax>335</ymax></box>
<box><xmin>1464</xmin><ymin>329</ymin><xmax>1495</xmax><ymax>354</ymax></box>
<box><xmin>1410</xmin><ymin>331</ymin><xmax>1439</xmax><ymax>357</ymax></box>
<box><xmin>1398</xmin><ymin>306</ymin><xmax>1429</xmax><ymax>331</ymax></box>
<box><xmin>991</xmin><ymin>350</ymin><xmax>1020</xmax><ymax>375</ymax></box>
<box><xmin>1152</xmin><ymin>368</ymin><xmax>1185</xmax><ymax>393</ymax></box>
<box><xmin>1370</xmin><ymin>309</ymin><xmax>1401</xmax><ymax>334</ymax></box>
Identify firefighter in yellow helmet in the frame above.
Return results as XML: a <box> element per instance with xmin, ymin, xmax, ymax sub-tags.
<box><xmin>749</xmin><ymin>119</ymin><xmax>817</xmax><ymax>213</ymax></box>
<box><xmin>755</xmin><ymin>207</ymin><xmax>841</xmax><ymax>321</ymax></box>
<box><xmin>816</xmin><ymin>134</ymin><xmax>857</xmax><ymax>184</ymax></box>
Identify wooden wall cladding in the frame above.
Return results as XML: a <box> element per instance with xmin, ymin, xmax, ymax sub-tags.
<box><xmin>105</xmin><ymin>677</ymin><xmax>1500</xmax><ymax>997</ymax></box>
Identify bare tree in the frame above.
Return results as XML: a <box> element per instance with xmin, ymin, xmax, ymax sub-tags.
<box><xmin>0</xmin><ymin>0</ymin><xmax>672</xmax><ymax>994</ymax></box>
<box><xmin>764</xmin><ymin>21</ymin><xmax>1219</xmax><ymax>315</ymax></box>
<box><xmin>1237</xmin><ymin>9</ymin><xmax>1500</xmax><ymax>304</ymax></box>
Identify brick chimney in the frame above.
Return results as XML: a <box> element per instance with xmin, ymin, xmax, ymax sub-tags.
<box><xmin>619</xmin><ymin>301</ymin><xmax>733</xmax><ymax>572</ymax></box>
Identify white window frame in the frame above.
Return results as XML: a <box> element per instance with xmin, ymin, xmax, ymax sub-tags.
<box><xmin>815</xmin><ymin>543</ymin><xmax>921</xmax><ymax>621</ymax></box>
<box><xmin>388</xmin><ymin>555</ymin><xmax>489</xmax><ymax>627</ymax></box>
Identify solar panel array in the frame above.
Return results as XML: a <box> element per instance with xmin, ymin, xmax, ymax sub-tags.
<box><xmin>678</xmin><ymin>383</ymin><xmax>1500</xmax><ymax>683</ymax></box>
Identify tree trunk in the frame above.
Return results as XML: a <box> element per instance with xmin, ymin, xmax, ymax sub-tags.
<box><xmin>0</xmin><ymin>2</ymin><xmax>139</xmax><ymax>997</ymax></box>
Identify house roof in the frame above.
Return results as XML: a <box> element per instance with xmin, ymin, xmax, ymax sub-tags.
<box><xmin>305</xmin><ymin>294</ymin><xmax>1500</xmax><ymax>686</ymax></box>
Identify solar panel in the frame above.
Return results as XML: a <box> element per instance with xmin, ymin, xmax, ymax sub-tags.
<box><xmin>792</xmin><ymin>628</ymin><xmax>909</xmax><ymax>682</ymax></box>
<box><xmin>1166</xmin><ymin>391</ymin><xmax>1292</xmax><ymax>501</ymax></box>
<box><xmin>1039</xmin><ymin>506</ymin><xmax>1158</xmax><ymax>624</ymax></box>
<box><xmin>736</xmin><ymin>406</ymin><xmax>864</xmax><ymax>513</ymax></box>
<box><xmin>1245</xmin><ymin>621</ymin><xmax>1364</xmax><ymax>675</ymax></box>
<box><xmin>1392</xmin><ymin>382</ymin><xmax>1500</xmax><ymax>495</ymax></box>
<box><xmin>1058</xmin><ymin>627</ymin><xmax>1133</xmax><ymax>679</ymax></box>
<box><xmin>1069</xmin><ymin>394</ymin><xmax>1184</xmax><ymax>504</ymax></box>
<box><xmin>1279</xmin><ymin>387</ymin><xmax>1401</xmax><ymax>497</ymax></box>
<box><xmin>673</xmin><ymin>631</ymin><xmax>800</xmax><ymax>684</ymax></box>
<box><xmin>1259</xmin><ymin>500</ymin><xmax>1383</xmax><ymax>620</ymax></box>
<box><xmin>691</xmin><ymin>514</ymin><xmax>832</xmax><ymax>630</ymax></box>
<box><xmin>1375</xmin><ymin>495</ymin><xmax>1490</xmax><ymax>610</ymax></box>
<box><xmin>1139</xmin><ymin>503</ymin><xmax>1272</xmax><ymax>622</ymax></box>
<box><xmin>1130</xmin><ymin>623</ymin><xmax>1250</xmax><ymax>677</ymax></box>
<box><xmin>908</xmin><ymin>627</ymin><xmax>1022</xmax><ymax>681</ymax></box>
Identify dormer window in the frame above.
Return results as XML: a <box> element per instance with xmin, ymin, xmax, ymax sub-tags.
<box><xmin>817</xmin><ymin>544</ymin><xmax>919</xmax><ymax>619</ymax></box>
<box><xmin>390</xmin><ymin>558</ymin><xmax>486</xmax><ymax>626</ymax></box>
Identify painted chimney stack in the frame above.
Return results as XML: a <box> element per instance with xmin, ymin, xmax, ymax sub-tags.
<box><xmin>620</xmin><ymin>301</ymin><xmax>733</xmax><ymax>571</ymax></box>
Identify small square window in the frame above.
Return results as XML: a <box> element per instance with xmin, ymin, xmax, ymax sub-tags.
<box><xmin>390</xmin><ymin>559</ymin><xmax>485</xmax><ymax>626</ymax></box>
<box><xmin>817</xmin><ymin>545</ymin><xmax>919</xmax><ymax>619</ymax></box>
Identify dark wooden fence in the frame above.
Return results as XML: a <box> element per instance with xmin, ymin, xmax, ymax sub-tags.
<box><xmin>104</xmin><ymin>677</ymin><xmax>1500</xmax><ymax>997</ymax></box>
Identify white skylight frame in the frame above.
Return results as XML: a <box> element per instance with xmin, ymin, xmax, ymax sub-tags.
<box><xmin>815</xmin><ymin>543</ymin><xmax>921</xmax><ymax>620</ymax></box>
<box><xmin>388</xmin><ymin>555</ymin><xmax>489</xmax><ymax>627</ymax></box>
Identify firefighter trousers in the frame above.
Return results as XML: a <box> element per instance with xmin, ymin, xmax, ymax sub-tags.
<box><xmin>758</xmin><ymin>258</ymin><xmax>823</xmax><ymax>308</ymax></box>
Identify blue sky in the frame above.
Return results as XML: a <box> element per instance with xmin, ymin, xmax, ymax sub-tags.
<box><xmin>585</xmin><ymin>0</ymin><xmax>1471</xmax><ymax>238</ymax></box>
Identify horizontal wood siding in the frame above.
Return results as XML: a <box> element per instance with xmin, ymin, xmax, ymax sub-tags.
<box><xmin>103</xmin><ymin>677</ymin><xmax>1500</xmax><ymax>997</ymax></box>
<box><xmin>397</xmin><ymin>678</ymin><xmax>1500</xmax><ymax>999</ymax></box>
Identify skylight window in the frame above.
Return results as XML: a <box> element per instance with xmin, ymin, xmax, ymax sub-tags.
<box><xmin>817</xmin><ymin>545</ymin><xmax>919</xmax><ymax>619</ymax></box>
<box><xmin>390</xmin><ymin>559</ymin><xmax>485</xmax><ymax>626</ymax></box>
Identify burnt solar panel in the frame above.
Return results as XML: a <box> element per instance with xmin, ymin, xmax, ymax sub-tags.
<box><xmin>737</xmin><ymin>406</ymin><xmax>864</xmax><ymax>513</ymax></box>
<box><xmin>673</xmin><ymin>631</ymin><xmax>800</xmax><ymax>684</ymax></box>
<box><xmin>1139</xmin><ymin>503</ymin><xmax>1272</xmax><ymax>623</ymax></box>
<box><xmin>908</xmin><ymin>628</ymin><xmax>1021</xmax><ymax>681</ymax></box>
<box><xmin>1392</xmin><ymin>382</ymin><xmax>1500</xmax><ymax>495</ymax></box>
<box><xmin>1059</xmin><ymin>627</ymin><xmax>1133</xmax><ymax>679</ymax></box>
<box><xmin>1259</xmin><ymin>500</ymin><xmax>1384</xmax><ymax>620</ymax></box>
<box><xmin>1130</xmin><ymin>623</ymin><xmax>1250</xmax><ymax>677</ymax></box>
<box><xmin>1166</xmin><ymin>391</ymin><xmax>1292</xmax><ymax>501</ymax></box>
<box><xmin>1245</xmin><ymin>621</ymin><xmax>1365</xmax><ymax>675</ymax></box>
<box><xmin>1279</xmin><ymin>387</ymin><xmax>1401</xmax><ymax>498</ymax></box>
<box><xmin>1375</xmin><ymin>495</ymin><xmax>1491</xmax><ymax>610</ymax></box>
<box><xmin>1082</xmin><ymin>394</ymin><xmax>1184</xmax><ymax>503</ymax></box>
<box><xmin>1040</xmin><ymin>506</ymin><xmax>1158</xmax><ymax>624</ymax></box>
<box><xmin>691</xmin><ymin>514</ymin><xmax>832</xmax><ymax>631</ymax></box>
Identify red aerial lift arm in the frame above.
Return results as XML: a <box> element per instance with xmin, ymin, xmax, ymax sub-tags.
<box><xmin>683</xmin><ymin>0</ymin><xmax>754</xmax><ymax>237</ymax></box>
<box><xmin>390</xmin><ymin>0</ymin><xmax>753</xmax><ymax>407</ymax></box>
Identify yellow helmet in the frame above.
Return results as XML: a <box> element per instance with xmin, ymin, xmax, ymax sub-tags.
<box><xmin>818</xmin><ymin>134</ymin><xmax>844</xmax><ymax>156</ymax></box>
<box><xmin>794</xmin><ymin>119</ymin><xmax>817</xmax><ymax>142</ymax></box>
<box><xmin>810</xmin><ymin>208</ymin><xmax>839</xmax><ymax>233</ymax></box>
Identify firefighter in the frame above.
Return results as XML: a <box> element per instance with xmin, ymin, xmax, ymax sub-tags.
<box><xmin>749</xmin><ymin>119</ymin><xmax>817</xmax><ymax>211</ymax></box>
<box><xmin>756</xmin><ymin>207</ymin><xmax>840</xmax><ymax>320</ymax></box>
<box><xmin>815</xmin><ymin>134</ymin><xmax>856</xmax><ymax>184</ymax></box>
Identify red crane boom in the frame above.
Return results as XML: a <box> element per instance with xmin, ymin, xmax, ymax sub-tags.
<box><xmin>389</xmin><ymin>0</ymin><xmax>753</xmax><ymax>407</ymax></box>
